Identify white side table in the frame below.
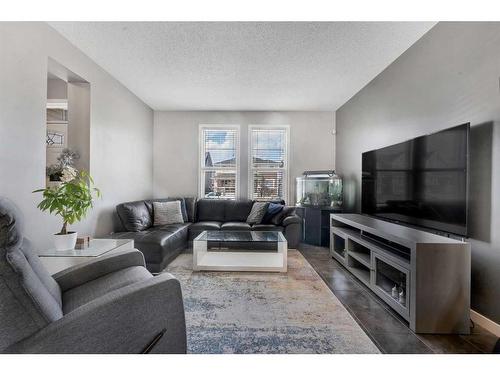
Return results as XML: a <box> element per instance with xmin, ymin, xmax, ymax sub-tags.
<box><xmin>38</xmin><ymin>238</ymin><xmax>134</xmax><ymax>275</ymax></box>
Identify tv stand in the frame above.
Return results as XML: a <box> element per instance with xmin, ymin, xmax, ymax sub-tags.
<box><xmin>330</xmin><ymin>213</ymin><xmax>471</xmax><ymax>334</ymax></box>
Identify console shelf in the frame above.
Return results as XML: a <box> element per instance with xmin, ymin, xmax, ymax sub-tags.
<box><xmin>347</xmin><ymin>248</ymin><xmax>370</xmax><ymax>268</ymax></box>
<box><xmin>347</xmin><ymin>255</ymin><xmax>371</xmax><ymax>287</ymax></box>
<box><xmin>330</xmin><ymin>213</ymin><xmax>471</xmax><ymax>334</ymax></box>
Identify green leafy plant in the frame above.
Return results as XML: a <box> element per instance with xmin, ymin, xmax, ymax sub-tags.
<box><xmin>33</xmin><ymin>169</ymin><xmax>101</xmax><ymax>235</ymax></box>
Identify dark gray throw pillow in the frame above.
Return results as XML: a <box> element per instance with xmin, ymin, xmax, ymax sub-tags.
<box><xmin>246</xmin><ymin>202</ymin><xmax>270</xmax><ymax>224</ymax></box>
<box><xmin>116</xmin><ymin>201</ymin><xmax>152</xmax><ymax>232</ymax></box>
<box><xmin>262</xmin><ymin>203</ymin><xmax>284</xmax><ymax>224</ymax></box>
<box><xmin>270</xmin><ymin>206</ymin><xmax>296</xmax><ymax>225</ymax></box>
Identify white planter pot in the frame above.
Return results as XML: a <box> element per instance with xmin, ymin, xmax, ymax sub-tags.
<box><xmin>53</xmin><ymin>232</ymin><xmax>78</xmax><ymax>251</ymax></box>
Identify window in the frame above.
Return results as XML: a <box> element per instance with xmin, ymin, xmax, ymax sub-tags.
<box><xmin>248</xmin><ymin>125</ymin><xmax>289</xmax><ymax>202</ymax></box>
<box><xmin>199</xmin><ymin>125</ymin><xmax>239</xmax><ymax>199</ymax></box>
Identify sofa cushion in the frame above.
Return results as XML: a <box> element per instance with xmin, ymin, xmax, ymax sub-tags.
<box><xmin>146</xmin><ymin>198</ymin><xmax>188</xmax><ymax>223</ymax></box>
<box><xmin>262</xmin><ymin>203</ymin><xmax>284</xmax><ymax>224</ymax></box>
<box><xmin>153</xmin><ymin>201</ymin><xmax>184</xmax><ymax>226</ymax></box>
<box><xmin>190</xmin><ymin>221</ymin><xmax>222</xmax><ymax>231</ymax></box>
<box><xmin>7</xmin><ymin>244</ymin><xmax>64</xmax><ymax>323</ymax></box>
<box><xmin>224</xmin><ymin>200</ymin><xmax>254</xmax><ymax>222</ymax></box>
<box><xmin>112</xmin><ymin>224</ymin><xmax>190</xmax><ymax>265</ymax></box>
<box><xmin>116</xmin><ymin>201</ymin><xmax>152</xmax><ymax>232</ymax></box>
<box><xmin>153</xmin><ymin>223</ymin><xmax>191</xmax><ymax>233</ymax></box>
<box><xmin>246</xmin><ymin>202</ymin><xmax>269</xmax><ymax>224</ymax></box>
<box><xmin>62</xmin><ymin>266</ymin><xmax>152</xmax><ymax>314</ymax></box>
<box><xmin>221</xmin><ymin>222</ymin><xmax>252</xmax><ymax>231</ymax></box>
<box><xmin>188</xmin><ymin>221</ymin><xmax>222</xmax><ymax>240</ymax></box>
<box><xmin>184</xmin><ymin>197</ymin><xmax>197</xmax><ymax>222</ymax></box>
<box><xmin>196</xmin><ymin>200</ymin><xmax>225</xmax><ymax>222</ymax></box>
<box><xmin>270</xmin><ymin>206</ymin><xmax>296</xmax><ymax>225</ymax></box>
<box><xmin>251</xmin><ymin>224</ymin><xmax>283</xmax><ymax>232</ymax></box>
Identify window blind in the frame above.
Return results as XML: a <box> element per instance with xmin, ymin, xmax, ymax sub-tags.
<box><xmin>251</xmin><ymin>128</ymin><xmax>286</xmax><ymax>168</ymax></box>
<box><xmin>252</xmin><ymin>170</ymin><xmax>285</xmax><ymax>201</ymax></box>
<box><xmin>200</xmin><ymin>127</ymin><xmax>239</xmax><ymax>199</ymax></box>
<box><xmin>203</xmin><ymin>129</ymin><xmax>238</xmax><ymax>168</ymax></box>
<box><xmin>249</xmin><ymin>127</ymin><xmax>288</xmax><ymax>201</ymax></box>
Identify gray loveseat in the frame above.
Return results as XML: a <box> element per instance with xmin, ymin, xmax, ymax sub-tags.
<box><xmin>0</xmin><ymin>197</ymin><xmax>186</xmax><ymax>354</ymax></box>
<box><xmin>111</xmin><ymin>198</ymin><xmax>302</xmax><ymax>273</ymax></box>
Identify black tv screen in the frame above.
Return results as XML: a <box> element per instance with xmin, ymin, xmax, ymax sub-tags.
<box><xmin>361</xmin><ymin>123</ymin><xmax>469</xmax><ymax>236</ymax></box>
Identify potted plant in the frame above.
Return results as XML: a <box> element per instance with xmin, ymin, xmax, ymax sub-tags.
<box><xmin>33</xmin><ymin>167</ymin><xmax>100</xmax><ymax>251</ymax></box>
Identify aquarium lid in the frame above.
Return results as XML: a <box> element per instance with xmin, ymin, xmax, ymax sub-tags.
<box><xmin>302</xmin><ymin>170</ymin><xmax>337</xmax><ymax>178</ymax></box>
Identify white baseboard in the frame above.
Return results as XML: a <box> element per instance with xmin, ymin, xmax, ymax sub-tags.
<box><xmin>471</xmin><ymin>309</ymin><xmax>500</xmax><ymax>337</ymax></box>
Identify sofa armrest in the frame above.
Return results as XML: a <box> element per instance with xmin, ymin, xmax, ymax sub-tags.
<box><xmin>282</xmin><ymin>214</ymin><xmax>302</xmax><ymax>226</ymax></box>
<box><xmin>282</xmin><ymin>214</ymin><xmax>302</xmax><ymax>248</ymax></box>
<box><xmin>4</xmin><ymin>273</ymin><xmax>186</xmax><ymax>354</ymax></box>
<box><xmin>54</xmin><ymin>249</ymin><xmax>146</xmax><ymax>292</ymax></box>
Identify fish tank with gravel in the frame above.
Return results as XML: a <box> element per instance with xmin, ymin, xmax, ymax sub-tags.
<box><xmin>296</xmin><ymin>170</ymin><xmax>343</xmax><ymax>208</ymax></box>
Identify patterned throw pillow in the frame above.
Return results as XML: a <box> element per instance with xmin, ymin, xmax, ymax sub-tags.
<box><xmin>153</xmin><ymin>201</ymin><xmax>184</xmax><ymax>226</ymax></box>
<box><xmin>246</xmin><ymin>202</ymin><xmax>270</xmax><ymax>225</ymax></box>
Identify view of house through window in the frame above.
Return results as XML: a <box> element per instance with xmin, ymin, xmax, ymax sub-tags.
<box><xmin>249</xmin><ymin>126</ymin><xmax>289</xmax><ymax>201</ymax></box>
<box><xmin>199</xmin><ymin>126</ymin><xmax>239</xmax><ymax>199</ymax></box>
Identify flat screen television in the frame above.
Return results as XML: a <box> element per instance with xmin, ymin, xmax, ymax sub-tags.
<box><xmin>361</xmin><ymin>123</ymin><xmax>469</xmax><ymax>236</ymax></box>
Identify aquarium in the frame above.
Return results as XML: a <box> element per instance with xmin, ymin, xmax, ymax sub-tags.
<box><xmin>296</xmin><ymin>170</ymin><xmax>343</xmax><ymax>207</ymax></box>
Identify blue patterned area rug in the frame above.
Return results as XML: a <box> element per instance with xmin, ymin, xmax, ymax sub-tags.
<box><xmin>165</xmin><ymin>250</ymin><xmax>380</xmax><ymax>354</ymax></box>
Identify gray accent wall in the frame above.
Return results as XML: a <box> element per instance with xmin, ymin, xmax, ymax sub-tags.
<box><xmin>336</xmin><ymin>22</ymin><xmax>500</xmax><ymax>324</ymax></box>
<box><xmin>0</xmin><ymin>22</ymin><xmax>154</xmax><ymax>248</ymax></box>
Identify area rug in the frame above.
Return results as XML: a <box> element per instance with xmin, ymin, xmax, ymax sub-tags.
<box><xmin>165</xmin><ymin>250</ymin><xmax>380</xmax><ymax>354</ymax></box>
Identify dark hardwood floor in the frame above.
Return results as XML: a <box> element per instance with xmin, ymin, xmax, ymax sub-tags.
<box><xmin>298</xmin><ymin>243</ymin><xmax>499</xmax><ymax>354</ymax></box>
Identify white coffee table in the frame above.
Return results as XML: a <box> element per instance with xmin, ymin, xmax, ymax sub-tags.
<box><xmin>193</xmin><ymin>231</ymin><xmax>287</xmax><ymax>272</ymax></box>
<box><xmin>38</xmin><ymin>238</ymin><xmax>134</xmax><ymax>275</ymax></box>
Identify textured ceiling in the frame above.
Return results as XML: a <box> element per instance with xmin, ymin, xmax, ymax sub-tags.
<box><xmin>49</xmin><ymin>22</ymin><xmax>436</xmax><ymax>111</ymax></box>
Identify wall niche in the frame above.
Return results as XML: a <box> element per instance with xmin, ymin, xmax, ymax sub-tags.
<box><xmin>46</xmin><ymin>58</ymin><xmax>90</xmax><ymax>187</ymax></box>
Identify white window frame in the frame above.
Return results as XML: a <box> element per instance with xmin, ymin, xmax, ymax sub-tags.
<box><xmin>248</xmin><ymin>125</ymin><xmax>290</xmax><ymax>202</ymax></box>
<box><xmin>198</xmin><ymin>124</ymin><xmax>240</xmax><ymax>200</ymax></box>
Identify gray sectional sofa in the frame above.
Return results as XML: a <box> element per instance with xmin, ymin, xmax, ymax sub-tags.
<box><xmin>111</xmin><ymin>198</ymin><xmax>302</xmax><ymax>273</ymax></box>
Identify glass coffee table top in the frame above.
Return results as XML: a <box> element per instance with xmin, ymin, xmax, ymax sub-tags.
<box><xmin>196</xmin><ymin>231</ymin><xmax>285</xmax><ymax>243</ymax></box>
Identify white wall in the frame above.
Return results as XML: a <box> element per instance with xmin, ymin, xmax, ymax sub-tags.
<box><xmin>47</xmin><ymin>78</ymin><xmax>67</xmax><ymax>99</ymax></box>
<box><xmin>0</xmin><ymin>22</ymin><xmax>154</xmax><ymax>248</ymax></box>
<box><xmin>67</xmin><ymin>82</ymin><xmax>91</xmax><ymax>172</ymax></box>
<box><xmin>153</xmin><ymin>111</ymin><xmax>335</xmax><ymax>203</ymax></box>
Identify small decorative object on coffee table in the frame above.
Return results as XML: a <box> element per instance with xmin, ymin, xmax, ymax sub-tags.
<box><xmin>193</xmin><ymin>231</ymin><xmax>287</xmax><ymax>272</ymax></box>
<box><xmin>75</xmin><ymin>235</ymin><xmax>91</xmax><ymax>249</ymax></box>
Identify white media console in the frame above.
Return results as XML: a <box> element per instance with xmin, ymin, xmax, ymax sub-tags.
<box><xmin>330</xmin><ymin>213</ymin><xmax>471</xmax><ymax>334</ymax></box>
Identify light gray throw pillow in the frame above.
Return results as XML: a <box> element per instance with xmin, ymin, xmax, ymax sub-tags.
<box><xmin>153</xmin><ymin>201</ymin><xmax>184</xmax><ymax>226</ymax></box>
<box><xmin>246</xmin><ymin>202</ymin><xmax>270</xmax><ymax>224</ymax></box>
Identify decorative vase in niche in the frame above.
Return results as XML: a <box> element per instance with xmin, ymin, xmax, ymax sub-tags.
<box><xmin>399</xmin><ymin>289</ymin><xmax>406</xmax><ymax>306</ymax></box>
<box><xmin>391</xmin><ymin>284</ymin><xmax>399</xmax><ymax>299</ymax></box>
